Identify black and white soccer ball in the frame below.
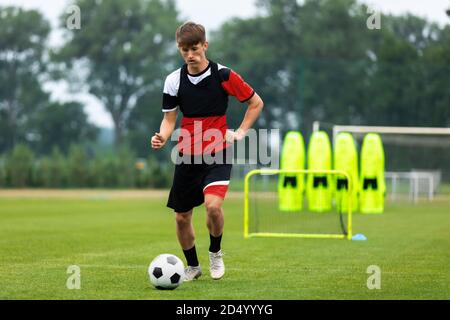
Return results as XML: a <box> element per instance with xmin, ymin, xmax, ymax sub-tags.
<box><xmin>148</xmin><ymin>254</ymin><xmax>185</xmax><ymax>290</ymax></box>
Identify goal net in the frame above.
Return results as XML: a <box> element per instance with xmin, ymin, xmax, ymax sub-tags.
<box><xmin>244</xmin><ymin>169</ymin><xmax>353</xmax><ymax>240</ymax></box>
<box><xmin>385</xmin><ymin>171</ymin><xmax>441</xmax><ymax>202</ymax></box>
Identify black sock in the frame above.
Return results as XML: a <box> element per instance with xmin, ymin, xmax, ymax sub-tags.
<box><xmin>209</xmin><ymin>234</ymin><xmax>222</xmax><ymax>253</ymax></box>
<box><xmin>183</xmin><ymin>245</ymin><xmax>199</xmax><ymax>267</ymax></box>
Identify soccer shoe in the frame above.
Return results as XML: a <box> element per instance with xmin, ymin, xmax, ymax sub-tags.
<box><xmin>209</xmin><ymin>250</ymin><xmax>225</xmax><ymax>280</ymax></box>
<box><xmin>184</xmin><ymin>266</ymin><xmax>202</xmax><ymax>282</ymax></box>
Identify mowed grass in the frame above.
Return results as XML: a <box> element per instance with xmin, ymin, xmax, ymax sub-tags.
<box><xmin>0</xmin><ymin>191</ymin><xmax>449</xmax><ymax>300</ymax></box>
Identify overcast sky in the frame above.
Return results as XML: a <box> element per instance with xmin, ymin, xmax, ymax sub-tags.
<box><xmin>1</xmin><ymin>0</ymin><xmax>449</xmax><ymax>128</ymax></box>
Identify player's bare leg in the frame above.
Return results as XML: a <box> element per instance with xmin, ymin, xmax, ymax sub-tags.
<box><xmin>205</xmin><ymin>194</ymin><xmax>224</xmax><ymax>236</ymax></box>
<box><xmin>175</xmin><ymin>209</ymin><xmax>195</xmax><ymax>249</ymax></box>
<box><xmin>205</xmin><ymin>194</ymin><xmax>225</xmax><ymax>279</ymax></box>
<box><xmin>175</xmin><ymin>210</ymin><xmax>202</xmax><ymax>281</ymax></box>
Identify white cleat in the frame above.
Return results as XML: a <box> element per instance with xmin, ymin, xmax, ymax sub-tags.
<box><xmin>184</xmin><ymin>266</ymin><xmax>202</xmax><ymax>282</ymax></box>
<box><xmin>209</xmin><ymin>250</ymin><xmax>225</xmax><ymax>280</ymax></box>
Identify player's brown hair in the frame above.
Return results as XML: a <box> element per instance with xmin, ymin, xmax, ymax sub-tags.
<box><xmin>175</xmin><ymin>21</ymin><xmax>206</xmax><ymax>47</ymax></box>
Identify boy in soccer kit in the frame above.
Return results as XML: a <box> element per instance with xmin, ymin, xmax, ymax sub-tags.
<box><xmin>151</xmin><ymin>22</ymin><xmax>264</xmax><ymax>281</ymax></box>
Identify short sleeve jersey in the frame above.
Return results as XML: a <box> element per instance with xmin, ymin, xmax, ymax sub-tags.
<box><xmin>161</xmin><ymin>61</ymin><xmax>254</xmax><ymax>155</ymax></box>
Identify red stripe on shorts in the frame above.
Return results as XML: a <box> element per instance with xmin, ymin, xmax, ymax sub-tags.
<box><xmin>203</xmin><ymin>185</ymin><xmax>229</xmax><ymax>199</ymax></box>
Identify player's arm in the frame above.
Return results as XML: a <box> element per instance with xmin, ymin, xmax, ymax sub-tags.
<box><xmin>220</xmin><ymin>68</ymin><xmax>264</xmax><ymax>143</ymax></box>
<box><xmin>151</xmin><ymin>110</ymin><xmax>177</xmax><ymax>150</ymax></box>
<box><xmin>238</xmin><ymin>93</ymin><xmax>264</xmax><ymax>136</ymax></box>
<box><xmin>227</xmin><ymin>93</ymin><xmax>264</xmax><ymax>142</ymax></box>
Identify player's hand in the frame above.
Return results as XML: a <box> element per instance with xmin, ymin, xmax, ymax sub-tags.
<box><xmin>225</xmin><ymin>129</ymin><xmax>246</xmax><ymax>144</ymax></box>
<box><xmin>151</xmin><ymin>132</ymin><xmax>166</xmax><ymax>149</ymax></box>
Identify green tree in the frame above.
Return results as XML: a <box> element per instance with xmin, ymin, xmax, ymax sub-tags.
<box><xmin>67</xmin><ymin>144</ymin><xmax>90</xmax><ymax>187</ymax></box>
<box><xmin>127</xmin><ymin>90</ymin><xmax>170</xmax><ymax>158</ymax></box>
<box><xmin>116</xmin><ymin>146</ymin><xmax>136</xmax><ymax>188</ymax></box>
<box><xmin>5</xmin><ymin>144</ymin><xmax>34</xmax><ymax>187</ymax></box>
<box><xmin>36</xmin><ymin>147</ymin><xmax>68</xmax><ymax>188</ymax></box>
<box><xmin>0</xmin><ymin>156</ymin><xmax>6</xmax><ymax>187</ymax></box>
<box><xmin>32</xmin><ymin>102</ymin><xmax>99</xmax><ymax>154</ymax></box>
<box><xmin>211</xmin><ymin>0</ymin><xmax>450</xmax><ymax>134</ymax></box>
<box><xmin>56</xmin><ymin>0</ymin><xmax>181</xmax><ymax>148</ymax></box>
<box><xmin>211</xmin><ymin>0</ymin><xmax>372</xmax><ymax>134</ymax></box>
<box><xmin>420</xmin><ymin>25</ymin><xmax>450</xmax><ymax>127</ymax></box>
<box><xmin>362</xmin><ymin>14</ymin><xmax>449</xmax><ymax>127</ymax></box>
<box><xmin>90</xmin><ymin>156</ymin><xmax>116</xmax><ymax>188</ymax></box>
<box><xmin>147</xmin><ymin>156</ymin><xmax>172</xmax><ymax>188</ymax></box>
<box><xmin>0</xmin><ymin>7</ymin><xmax>51</xmax><ymax>153</ymax></box>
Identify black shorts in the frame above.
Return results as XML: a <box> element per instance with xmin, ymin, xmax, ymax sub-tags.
<box><xmin>167</xmin><ymin>151</ymin><xmax>233</xmax><ymax>213</ymax></box>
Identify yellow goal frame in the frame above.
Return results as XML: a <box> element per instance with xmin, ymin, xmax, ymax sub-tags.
<box><xmin>244</xmin><ymin>169</ymin><xmax>353</xmax><ymax>240</ymax></box>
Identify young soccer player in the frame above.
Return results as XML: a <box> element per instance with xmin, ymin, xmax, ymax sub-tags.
<box><xmin>151</xmin><ymin>22</ymin><xmax>264</xmax><ymax>281</ymax></box>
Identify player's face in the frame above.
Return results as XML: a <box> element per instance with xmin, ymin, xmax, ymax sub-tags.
<box><xmin>178</xmin><ymin>42</ymin><xmax>208</xmax><ymax>66</ymax></box>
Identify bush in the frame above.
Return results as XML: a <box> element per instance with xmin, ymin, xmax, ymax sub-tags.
<box><xmin>0</xmin><ymin>143</ymin><xmax>173</xmax><ymax>189</ymax></box>
<box><xmin>90</xmin><ymin>156</ymin><xmax>118</xmax><ymax>188</ymax></box>
<box><xmin>0</xmin><ymin>156</ymin><xmax>6</xmax><ymax>187</ymax></box>
<box><xmin>5</xmin><ymin>144</ymin><xmax>35</xmax><ymax>187</ymax></box>
<box><xmin>116</xmin><ymin>146</ymin><xmax>136</xmax><ymax>188</ymax></box>
<box><xmin>34</xmin><ymin>147</ymin><xmax>68</xmax><ymax>188</ymax></box>
<box><xmin>147</xmin><ymin>156</ymin><xmax>173</xmax><ymax>188</ymax></box>
<box><xmin>67</xmin><ymin>144</ymin><xmax>90</xmax><ymax>187</ymax></box>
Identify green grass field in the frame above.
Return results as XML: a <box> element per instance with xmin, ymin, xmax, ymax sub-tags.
<box><xmin>0</xmin><ymin>190</ymin><xmax>449</xmax><ymax>300</ymax></box>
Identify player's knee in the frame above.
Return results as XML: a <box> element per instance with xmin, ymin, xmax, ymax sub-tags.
<box><xmin>175</xmin><ymin>212</ymin><xmax>192</xmax><ymax>226</ymax></box>
<box><xmin>205</xmin><ymin>202</ymin><xmax>222</xmax><ymax>218</ymax></box>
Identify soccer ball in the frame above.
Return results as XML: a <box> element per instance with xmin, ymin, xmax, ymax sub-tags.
<box><xmin>148</xmin><ymin>254</ymin><xmax>185</xmax><ymax>290</ymax></box>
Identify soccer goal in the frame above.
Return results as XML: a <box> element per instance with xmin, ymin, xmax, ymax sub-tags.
<box><xmin>313</xmin><ymin>122</ymin><xmax>450</xmax><ymax>201</ymax></box>
<box><xmin>385</xmin><ymin>170</ymin><xmax>441</xmax><ymax>202</ymax></box>
<box><xmin>244</xmin><ymin>169</ymin><xmax>353</xmax><ymax>240</ymax></box>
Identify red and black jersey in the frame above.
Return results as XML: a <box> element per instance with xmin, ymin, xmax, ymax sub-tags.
<box><xmin>162</xmin><ymin>60</ymin><xmax>254</xmax><ymax>155</ymax></box>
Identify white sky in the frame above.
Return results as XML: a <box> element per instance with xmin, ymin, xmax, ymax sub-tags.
<box><xmin>1</xmin><ymin>0</ymin><xmax>449</xmax><ymax>128</ymax></box>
